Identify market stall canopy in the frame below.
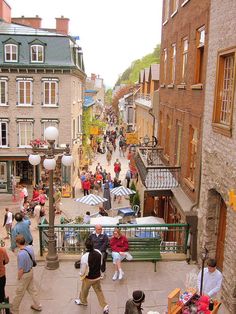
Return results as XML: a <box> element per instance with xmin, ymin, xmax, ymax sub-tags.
<box><xmin>90</xmin><ymin>216</ymin><xmax>123</xmax><ymax>225</ymax></box>
<box><xmin>75</xmin><ymin>194</ymin><xmax>107</xmax><ymax>206</ymax></box>
<box><xmin>135</xmin><ymin>216</ymin><xmax>165</xmax><ymax>225</ymax></box>
<box><xmin>110</xmin><ymin>186</ymin><xmax>136</xmax><ymax>196</ymax></box>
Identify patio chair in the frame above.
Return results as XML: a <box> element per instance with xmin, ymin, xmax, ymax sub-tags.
<box><xmin>133</xmin><ymin>205</ymin><xmax>140</xmax><ymax>217</ymax></box>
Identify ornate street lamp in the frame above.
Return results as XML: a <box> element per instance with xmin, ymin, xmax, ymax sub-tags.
<box><xmin>28</xmin><ymin>126</ymin><xmax>73</xmax><ymax>270</ymax></box>
<box><xmin>143</xmin><ymin>134</ymin><xmax>150</xmax><ymax>146</ymax></box>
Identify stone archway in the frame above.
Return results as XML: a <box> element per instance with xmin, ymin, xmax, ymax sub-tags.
<box><xmin>204</xmin><ymin>189</ymin><xmax>226</xmax><ymax>269</ymax></box>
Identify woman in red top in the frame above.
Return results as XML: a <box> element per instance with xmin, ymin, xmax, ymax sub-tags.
<box><xmin>110</xmin><ymin>228</ymin><xmax>132</xmax><ymax>281</ymax></box>
<box><xmin>82</xmin><ymin>179</ymin><xmax>91</xmax><ymax>196</ymax></box>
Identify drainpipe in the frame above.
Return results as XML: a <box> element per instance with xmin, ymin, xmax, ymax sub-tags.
<box><xmin>148</xmin><ymin>108</ymin><xmax>155</xmax><ymax>138</ymax></box>
<box><xmin>186</xmin><ymin>120</ymin><xmax>203</xmax><ymax>262</ymax></box>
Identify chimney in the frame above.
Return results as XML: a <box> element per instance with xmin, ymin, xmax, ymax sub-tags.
<box><xmin>56</xmin><ymin>16</ymin><xmax>69</xmax><ymax>35</ymax></box>
<box><xmin>11</xmin><ymin>15</ymin><xmax>42</xmax><ymax>28</ymax></box>
<box><xmin>0</xmin><ymin>0</ymin><xmax>11</xmax><ymax>23</ymax></box>
<box><xmin>91</xmin><ymin>73</ymin><xmax>97</xmax><ymax>81</ymax></box>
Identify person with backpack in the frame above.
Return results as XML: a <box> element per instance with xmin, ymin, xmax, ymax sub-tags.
<box><xmin>75</xmin><ymin>238</ymin><xmax>109</xmax><ymax>314</ymax></box>
<box><xmin>114</xmin><ymin>159</ymin><xmax>121</xmax><ymax>179</ymax></box>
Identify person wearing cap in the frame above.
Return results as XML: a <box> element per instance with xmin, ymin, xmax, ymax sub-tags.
<box><xmin>197</xmin><ymin>258</ymin><xmax>223</xmax><ymax>298</ymax></box>
<box><xmin>125</xmin><ymin>290</ymin><xmax>145</xmax><ymax>313</ymax></box>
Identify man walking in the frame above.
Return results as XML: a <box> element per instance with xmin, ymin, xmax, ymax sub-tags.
<box><xmin>75</xmin><ymin>238</ymin><xmax>109</xmax><ymax>314</ymax></box>
<box><xmin>3</xmin><ymin>208</ymin><xmax>13</xmax><ymax>239</ymax></box>
<box><xmin>88</xmin><ymin>225</ymin><xmax>109</xmax><ymax>278</ymax></box>
<box><xmin>11</xmin><ymin>212</ymin><xmax>33</xmax><ymax>251</ymax></box>
<box><xmin>11</xmin><ymin>235</ymin><xmax>42</xmax><ymax>313</ymax></box>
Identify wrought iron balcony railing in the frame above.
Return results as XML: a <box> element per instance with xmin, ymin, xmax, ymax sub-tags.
<box><xmin>134</xmin><ymin>93</ymin><xmax>151</xmax><ymax>107</ymax></box>
<box><xmin>135</xmin><ymin>147</ymin><xmax>180</xmax><ymax>190</ymax></box>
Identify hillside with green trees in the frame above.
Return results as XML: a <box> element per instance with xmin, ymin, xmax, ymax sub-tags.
<box><xmin>115</xmin><ymin>44</ymin><xmax>160</xmax><ymax>85</ymax></box>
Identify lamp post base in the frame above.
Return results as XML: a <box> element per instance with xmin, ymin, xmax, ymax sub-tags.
<box><xmin>45</xmin><ymin>254</ymin><xmax>59</xmax><ymax>270</ymax></box>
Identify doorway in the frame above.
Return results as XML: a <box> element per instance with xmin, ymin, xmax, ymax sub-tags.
<box><xmin>215</xmin><ymin>199</ymin><xmax>226</xmax><ymax>270</ymax></box>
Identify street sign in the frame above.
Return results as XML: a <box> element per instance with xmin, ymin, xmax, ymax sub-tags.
<box><xmin>126</xmin><ymin>132</ymin><xmax>139</xmax><ymax>144</ymax></box>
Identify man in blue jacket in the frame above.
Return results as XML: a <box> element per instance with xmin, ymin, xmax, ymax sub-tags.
<box><xmin>88</xmin><ymin>225</ymin><xmax>109</xmax><ymax>278</ymax></box>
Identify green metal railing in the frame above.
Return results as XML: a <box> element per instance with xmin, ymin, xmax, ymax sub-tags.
<box><xmin>39</xmin><ymin>223</ymin><xmax>189</xmax><ymax>257</ymax></box>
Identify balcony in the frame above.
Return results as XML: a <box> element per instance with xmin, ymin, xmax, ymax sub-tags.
<box><xmin>135</xmin><ymin>147</ymin><xmax>180</xmax><ymax>190</ymax></box>
<box><xmin>135</xmin><ymin>93</ymin><xmax>151</xmax><ymax>108</ymax></box>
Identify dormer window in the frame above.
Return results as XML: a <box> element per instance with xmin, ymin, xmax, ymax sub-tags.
<box><xmin>31</xmin><ymin>45</ymin><xmax>44</xmax><ymax>63</ymax></box>
<box><xmin>4</xmin><ymin>44</ymin><xmax>18</xmax><ymax>62</ymax></box>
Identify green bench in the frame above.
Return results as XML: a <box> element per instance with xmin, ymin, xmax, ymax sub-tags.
<box><xmin>107</xmin><ymin>237</ymin><xmax>162</xmax><ymax>272</ymax></box>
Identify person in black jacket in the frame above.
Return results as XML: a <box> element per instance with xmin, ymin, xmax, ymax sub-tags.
<box><xmin>88</xmin><ymin>225</ymin><xmax>109</xmax><ymax>278</ymax></box>
<box><xmin>75</xmin><ymin>238</ymin><xmax>109</xmax><ymax>314</ymax></box>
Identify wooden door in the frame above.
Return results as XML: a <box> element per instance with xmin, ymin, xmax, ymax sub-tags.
<box><xmin>144</xmin><ymin>194</ymin><xmax>154</xmax><ymax>216</ymax></box>
<box><xmin>215</xmin><ymin>199</ymin><xmax>226</xmax><ymax>270</ymax></box>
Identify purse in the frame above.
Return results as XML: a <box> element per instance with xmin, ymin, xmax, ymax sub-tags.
<box><xmin>24</xmin><ymin>249</ymin><xmax>37</xmax><ymax>267</ymax></box>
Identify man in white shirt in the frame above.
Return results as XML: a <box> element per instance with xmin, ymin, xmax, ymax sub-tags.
<box><xmin>197</xmin><ymin>258</ymin><xmax>223</xmax><ymax>298</ymax></box>
<box><xmin>3</xmin><ymin>208</ymin><xmax>13</xmax><ymax>239</ymax></box>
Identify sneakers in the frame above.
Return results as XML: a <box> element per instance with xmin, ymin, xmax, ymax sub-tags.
<box><xmin>125</xmin><ymin>252</ymin><xmax>133</xmax><ymax>261</ymax></box>
<box><xmin>74</xmin><ymin>299</ymin><xmax>88</xmax><ymax>306</ymax></box>
<box><xmin>118</xmin><ymin>270</ymin><xmax>124</xmax><ymax>280</ymax></box>
<box><xmin>112</xmin><ymin>271</ymin><xmax>118</xmax><ymax>281</ymax></box>
<box><xmin>30</xmin><ymin>305</ymin><xmax>42</xmax><ymax>311</ymax></box>
<box><xmin>103</xmin><ymin>304</ymin><xmax>109</xmax><ymax>314</ymax></box>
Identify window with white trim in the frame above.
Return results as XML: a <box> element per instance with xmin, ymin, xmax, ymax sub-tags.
<box><xmin>41</xmin><ymin>120</ymin><xmax>59</xmax><ymax>146</ymax></box>
<box><xmin>0</xmin><ymin>79</ymin><xmax>8</xmax><ymax>105</ymax></box>
<box><xmin>18</xmin><ymin>121</ymin><xmax>33</xmax><ymax>147</ymax></box>
<box><xmin>0</xmin><ymin>121</ymin><xmax>8</xmax><ymax>147</ymax></box>
<box><xmin>17</xmin><ymin>80</ymin><xmax>32</xmax><ymax>106</ymax></box>
<box><xmin>163</xmin><ymin>0</ymin><xmax>170</xmax><ymax>23</ymax></box>
<box><xmin>78</xmin><ymin>114</ymin><xmax>82</xmax><ymax>133</ymax></box>
<box><xmin>171</xmin><ymin>43</ymin><xmax>176</xmax><ymax>83</ymax></box>
<box><xmin>42</xmin><ymin>80</ymin><xmax>59</xmax><ymax>106</ymax></box>
<box><xmin>163</xmin><ymin>48</ymin><xmax>167</xmax><ymax>84</ymax></box>
<box><xmin>4</xmin><ymin>44</ymin><xmax>18</xmax><ymax>62</ymax></box>
<box><xmin>171</xmin><ymin>0</ymin><xmax>179</xmax><ymax>15</ymax></box>
<box><xmin>182</xmin><ymin>38</ymin><xmax>188</xmax><ymax>83</ymax></box>
<box><xmin>31</xmin><ymin>45</ymin><xmax>44</xmax><ymax>63</ymax></box>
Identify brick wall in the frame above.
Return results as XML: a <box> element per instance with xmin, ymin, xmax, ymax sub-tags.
<box><xmin>159</xmin><ymin>0</ymin><xmax>210</xmax><ymax>202</ymax></box>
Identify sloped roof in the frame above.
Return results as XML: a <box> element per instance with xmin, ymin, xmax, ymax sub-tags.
<box><xmin>0</xmin><ymin>21</ymin><xmax>64</xmax><ymax>36</ymax></box>
<box><xmin>0</xmin><ymin>21</ymin><xmax>85</xmax><ymax>71</ymax></box>
<box><xmin>150</xmin><ymin>64</ymin><xmax>160</xmax><ymax>81</ymax></box>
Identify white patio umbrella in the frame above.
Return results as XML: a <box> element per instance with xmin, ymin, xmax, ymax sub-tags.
<box><xmin>110</xmin><ymin>186</ymin><xmax>136</xmax><ymax>196</ymax></box>
<box><xmin>75</xmin><ymin>194</ymin><xmax>108</xmax><ymax>206</ymax></box>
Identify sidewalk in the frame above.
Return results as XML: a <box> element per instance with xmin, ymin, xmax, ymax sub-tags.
<box><xmin>0</xmin><ymin>146</ymin><xmax>229</xmax><ymax>313</ymax></box>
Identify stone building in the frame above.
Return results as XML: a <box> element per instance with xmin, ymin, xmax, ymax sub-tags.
<box><xmin>199</xmin><ymin>0</ymin><xmax>236</xmax><ymax>312</ymax></box>
<box><xmin>0</xmin><ymin>0</ymin><xmax>86</xmax><ymax>193</ymax></box>
<box><xmin>136</xmin><ymin>0</ymin><xmax>210</xmax><ymax>260</ymax></box>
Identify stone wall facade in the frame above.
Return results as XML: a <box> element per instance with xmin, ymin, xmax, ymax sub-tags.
<box><xmin>199</xmin><ymin>0</ymin><xmax>236</xmax><ymax>312</ymax></box>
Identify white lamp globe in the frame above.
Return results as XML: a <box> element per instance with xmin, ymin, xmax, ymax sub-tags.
<box><xmin>43</xmin><ymin>158</ymin><xmax>56</xmax><ymax>170</ymax></box>
<box><xmin>44</xmin><ymin>126</ymin><xmax>59</xmax><ymax>141</ymax></box>
<box><xmin>28</xmin><ymin>154</ymin><xmax>41</xmax><ymax>166</ymax></box>
<box><xmin>62</xmin><ymin>155</ymin><xmax>73</xmax><ymax>167</ymax></box>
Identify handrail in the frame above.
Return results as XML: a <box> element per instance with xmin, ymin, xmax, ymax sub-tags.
<box><xmin>39</xmin><ymin>223</ymin><xmax>189</xmax><ymax>256</ymax></box>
